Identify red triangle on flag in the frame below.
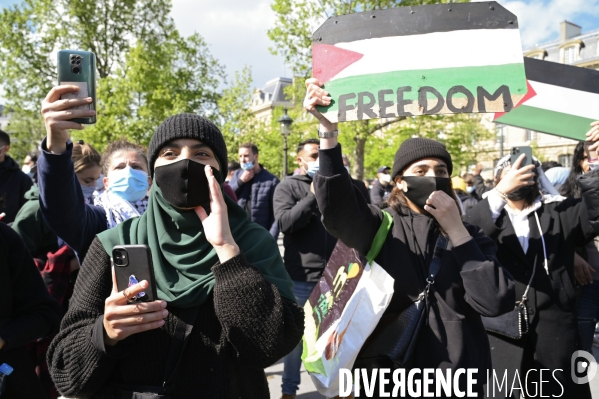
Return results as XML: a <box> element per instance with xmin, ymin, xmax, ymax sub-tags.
<box><xmin>494</xmin><ymin>80</ymin><xmax>537</xmax><ymax>120</ymax></box>
<box><xmin>312</xmin><ymin>43</ymin><xmax>364</xmax><ymax>84</ymax></box>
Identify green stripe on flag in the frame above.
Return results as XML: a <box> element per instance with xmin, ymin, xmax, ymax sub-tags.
<box><xmin>496</xmin><ymin>105</ymin><xmax>595</xmax><ymax>141</ymax></box>
<box><xmin>317</xmin><ymin>63</ymin><xmax>526</xmax><ymax>114</ymax></box>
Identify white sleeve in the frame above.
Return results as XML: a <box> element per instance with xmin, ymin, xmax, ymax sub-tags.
<box><xmin>487</xmin><ymin>190</ymin><xmax>507</xmax><ymax>222</ymax></box>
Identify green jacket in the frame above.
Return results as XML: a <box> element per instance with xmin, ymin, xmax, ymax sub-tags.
<box><xmin>12</xmin><ymin>185</ymin><xmax>58</xmax><ymax>258</ymax></box>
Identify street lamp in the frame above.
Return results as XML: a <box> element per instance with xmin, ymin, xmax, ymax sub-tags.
<box><xmin>278</xmin><ymin>107</ymin><xmax>293</xmax><ymax>179</ymax></box>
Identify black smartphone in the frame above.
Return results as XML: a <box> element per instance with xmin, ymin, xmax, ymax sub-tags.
<box><xmin>112</xmin><ymin>245</ymin><xmax>157</xmax><ymax>302</ymax></box>
<box><xmin>57</xmin><ymin>49</ymin><xmax>96</xmax><ymax>124</ymax></box>
<box><xmin>510</xmin><ymin>146</ymin><xmax>533</xmax><ymax>169</ymax></box>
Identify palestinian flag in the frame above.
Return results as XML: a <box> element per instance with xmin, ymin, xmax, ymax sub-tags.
<box><xmin>312</xmin><ymin>2</ymin><xmax>527</xmax><ymax>123</ymax></box>
<box><xmin>494</xmin><ymin>57</ymin><xmax>599</xmax><ymax>141</ymax></box>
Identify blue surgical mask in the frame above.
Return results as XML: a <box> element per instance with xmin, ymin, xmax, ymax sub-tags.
<box><xmin>108</xmin><ymin>166</ymin><xmax>149</xmax><ymax>203</ymax></box>
<box><xmin>241</xmin><ymin>161</ymin><xmax>254</xmax><ymax>171</ymax></box>
<box><xmin>80</xmin><ymin>183</ymin><xmax>96</xmax><ymax>199</ymax></box>
<box><xmin>95</xmin><ymin>174</ymin><xmax>105</xmax><ymax>191</ymax></box>
<box><xmin>466</xmin><ymin>186</ymin><xmax>475</xmax><ymax>194</ymax></box>
<box><xmin>303</xmin><ymin>159</ymin><xmax>319</xmax><ymax>178</ymax></box>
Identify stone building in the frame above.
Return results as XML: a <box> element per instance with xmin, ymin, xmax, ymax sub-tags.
<box><xmin>250</xmin><ymin>77</ymin><xmax>293</xmax><ymax>123</ymax></box>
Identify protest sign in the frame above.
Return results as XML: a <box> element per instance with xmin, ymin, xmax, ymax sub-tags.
<box><xmin>312</xmin><ymin>2</ymin><xmax>527</xmax><ymax>122</ymax></box>
<box><xmin>494</xmin><ymin>57</ymin><xmax>599</xmax><ymax>141</ymax></box>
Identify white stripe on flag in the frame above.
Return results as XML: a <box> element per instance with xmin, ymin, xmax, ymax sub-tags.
<box><xmin>332</xmin><ymin>29</ymin><xmax>523</xmax><ymax>80</ymax></box>
<box><xmin>525</xmin><ymin>81</ymin><xmax>599</xmax><ymax>120</ymax></box>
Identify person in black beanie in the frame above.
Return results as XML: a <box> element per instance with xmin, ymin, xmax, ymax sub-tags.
<box><xmin>303</xmin><ymin>78</ymin><xmax>515</xmax><ymax>398</ymax></box>
<box><xmin>47</xmin><ymin>113</ymin><xmax>303</xmax><ymax>398</ymax></box>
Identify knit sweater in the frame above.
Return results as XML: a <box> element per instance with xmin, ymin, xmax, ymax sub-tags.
<box><xmin>47</xmin><ymin>237</ymin><xmax>304</xmax><ymax>398</ymax></box>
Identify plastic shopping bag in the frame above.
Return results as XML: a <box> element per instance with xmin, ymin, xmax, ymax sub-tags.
<box><xmin>301</xmin><ymin>211</ymin><xmax>394</xmax><ymax>397</ymax></box>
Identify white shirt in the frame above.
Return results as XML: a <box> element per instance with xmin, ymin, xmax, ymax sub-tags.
<box><xmin>487</xmin><ymin>191</ymin><xmax>542</xmax><ymax>254</ymax></box>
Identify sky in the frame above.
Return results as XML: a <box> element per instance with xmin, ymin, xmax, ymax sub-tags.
<box><xmin>0</xmin><ymin>0</ymin><xmax>599</xmax><ymax>95</ymax></box>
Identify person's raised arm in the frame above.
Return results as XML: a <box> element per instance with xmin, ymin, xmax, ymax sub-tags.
<box><xmin>304</xmin><ymin>78</ymin><xmax>382</xmax><ymax>255</ymax></box>
<box><xmin>38</xmin><ymin>86</ymin><xmax>105</xmax><ymax>257</ymax></box>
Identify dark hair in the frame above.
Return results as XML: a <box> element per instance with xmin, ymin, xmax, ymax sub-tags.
<box><xmin>0</xmin><ymin>129</ymin><xmax>9</xmax><ymax>146</ymax></box>
<box><xmin>541</xmin><ymin>161</ymin><xmax>562</xmax><ymax>172</ymax></box>
<box><xmin>72</xmin><ymin>141</ymin><xmax>101</xmax><ymax>174</ymax></box>
<box><xmin>387</xmin><ymin>176</ymin><xmax>462</xmax><ymax>217</ymax></box>
<box><xmin>101</xmin><ymin>139</ymin><xmax>148</xmax><ymax>175</ymax></box>
<box><xmin>297</xmin><ymin>138</ymin><xmax>319</xmax><ymax>154</ymax></box>
<box><xmin>560</xmin><ymin>141</ymin><xmax>585</xmax><ymax>198</ymax></box>
<box><xmin>463</xmin><ymin>173</ymin><xmax>474</xmax><ymax>185</ymax></box>
<box><xmin>26</xmin><ymin>150</ymin><xmax>39</xmax><ymax>163</ymax></box>
<box><xmin>228</xmin><ymin>161</ymin><xmax>240</xmax><ymax>172</ymax></box>
<box><xmin>239</xmin><ymin>142</ymin><xmax>259</xmax><ymax>155</ymax></box>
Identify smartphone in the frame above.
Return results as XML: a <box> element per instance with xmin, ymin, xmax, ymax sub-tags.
<box><xmin>112</xmin><ymin>245</ymin><xmax>157</xmax><ymax>302</ymax></box>
<box><xmin>510</xmin><ymin>146</ymin><xmax>533</xmax><ymax>169</ymax></box>
<box><xmin>584</xmin><ymin>141</ymin><xmax>599</xmax><ymax>163</ymax></box>
<box><xmin>57</xmin><ymin>50</ymin><xmax>96</xmax><ymax>124</ymax></box>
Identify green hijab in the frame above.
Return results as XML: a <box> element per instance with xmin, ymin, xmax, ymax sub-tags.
<box><xmin>98</xmin><ymin>183</ymin><xmax>295</xmax><ymax>307</ymax></box>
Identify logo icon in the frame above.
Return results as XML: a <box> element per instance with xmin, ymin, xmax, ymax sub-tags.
<box><xmin>571</xmin><ymin>350</ymin><xmax>597</xmax><ymax>384</ymax></box>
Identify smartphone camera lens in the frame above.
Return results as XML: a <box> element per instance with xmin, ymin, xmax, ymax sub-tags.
<box><xmin>72</xmin><ymin>66</ymin><xmax>81</xmax><ymax>74</ymax></box>
<box><xmin>113</xmin><ymin>249</ymin><xmax>128</xmax><ymax>267</ymax></box>
<box><xmin>75</xmin><ymin>59</ymin><xmax>81</xmax><ymax>65</ymax></box>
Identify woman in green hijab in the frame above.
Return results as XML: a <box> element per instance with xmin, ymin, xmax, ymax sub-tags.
<box><xmin>47</xmin><ymin>114</ymin><xmax>304</xmax><ymax>399</ymax></box>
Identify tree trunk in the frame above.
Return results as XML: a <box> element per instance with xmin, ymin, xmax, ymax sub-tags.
<box><xmin>354</xmin><ymin>135</ymin><xmax>366</xmax><ymax>181</ymax></box>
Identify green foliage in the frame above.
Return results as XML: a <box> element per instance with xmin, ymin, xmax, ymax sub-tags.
<box><xmin>0</xmin><ymin>0</ymin><xmax>223</xmax><ymax>158</ymax></box>
<box><xmin>79</xmin><ymin>32</ymin><xmax>224</xmax><ymax>150</ymax></box>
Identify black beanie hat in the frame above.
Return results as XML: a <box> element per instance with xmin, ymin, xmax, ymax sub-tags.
<box><xmin>392</xmin><ymin>137</ymin><xmax>453</xmax><ymax>179</ymax></box>
<box><xmin>148</xmin><ymin>114</ymin><xmax>228</xmax><ymax>180</ymax></box>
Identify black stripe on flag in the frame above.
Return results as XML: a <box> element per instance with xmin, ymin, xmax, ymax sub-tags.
<box><xmin>313</xmin><ymin>2</ymin><xmax>517</xmax><ymax>45</ymax></box>
<box><xmin>524</xmin><ymin>57</ymin><xmax>599</xmax><ymax>95</ymax></box>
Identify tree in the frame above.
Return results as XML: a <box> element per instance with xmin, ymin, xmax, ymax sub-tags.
<box><xmin>80</xmin><ymin>32</ymin><xmax>224</xmax><ymax>150</ymax></box>
<box><xmin>268</xmin><ymin>0</ymin><xmax>474</xmax><ymax>180</ymax></box>
<box><xmin>0</xmin><ymin>0</ymin><xmax>223</xmax><ymax>158</ymax></box>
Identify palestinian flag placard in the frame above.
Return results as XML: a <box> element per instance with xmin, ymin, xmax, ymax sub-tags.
<box><xmin>312</xmin><ymin>2</ymin><xmax>527</xmax><ymax>123</ymax></box>
<box><xmin>494</xmin><ymin>57</ymin><xmax>599</xmax><ymax>141</ymax></box>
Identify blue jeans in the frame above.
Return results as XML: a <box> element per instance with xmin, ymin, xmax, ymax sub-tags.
<box><xmin>281</xmin><ymin>280</ymin><xmax>317</xmax><ymax>395</ymax></box>
<box><xmin>578</xmin><ymin>280</ymin><xmax>599</xmax><ymax>353</ymax></box>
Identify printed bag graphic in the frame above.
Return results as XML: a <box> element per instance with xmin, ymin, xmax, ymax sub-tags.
<box><xmin>302</xmin><ymin>212</ymin><xmax>394</xmax><ymax>397</ymax></box>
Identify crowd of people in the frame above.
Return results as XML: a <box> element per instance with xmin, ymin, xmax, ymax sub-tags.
<box><xmin>0</xmin><ymin>79</ymin><xmax>598</xmax><ymax>399</ymax></box>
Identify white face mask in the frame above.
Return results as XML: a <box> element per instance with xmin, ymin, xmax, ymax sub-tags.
<box><xmin>22</xmin><ymin>164</ymin><xmax>31</xmax><ymax>174</ymax></box>
<box><xmin>466</xmin><ymin>186</ymin><xmax>475</xmax><ymax>194</ymax></box>
<box><xmin>380</xmin><ymin>174</ymin><xmax>391</xmax><ymax>183</ymax></box>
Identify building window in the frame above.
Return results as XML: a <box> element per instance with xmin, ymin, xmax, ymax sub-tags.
<box><xmin>525</xmin><ymin>130</ymin><xmax>537</xmax><ymax>141</ymax></box>
<box><xmin>558</xmin><ymin>154</ymin><xmax>573</xmax><ymax>168</ymax></box>
<box><xmin>564</xmin><ymin>46</ymin><xmax>577</xmax><ymax>64</ymax></box>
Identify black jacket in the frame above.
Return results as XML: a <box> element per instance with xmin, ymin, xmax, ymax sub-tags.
<box><xmin>314</xmin><ymin>145</ymin><xmax>515</xmax><ymax>394</ymax></box>
<box><xmin>273</xmin><ymin>174</ymin><xmax>337</xmax><ymax>282</ymax></box>
<box><xmin>0</xmin><ymin>155</ymin><xmax>33</xmax><ymax>224</ymax></box>
<box><xmin>47</xmin><ymin>238</ymin><xmax>303</xmax><ymax>398</ymax></box>
<box><xmin>370</xmin><ymin>179</ymin><xmax>393</xmax><ymax>208</ymax></box>
<box><xmin>0</xmin><ymin>223</ymin><xmax>61</xmax><ymax>398</ymax></box>
<box><xmin>457</xmin><ymin>191</ymin><xmax>479</xmax><ymax>216</ymax></box>
<box><xmin>464</xmin><ymin>175</ymin><xmax>599</xmax><ymax>398</ymax></box>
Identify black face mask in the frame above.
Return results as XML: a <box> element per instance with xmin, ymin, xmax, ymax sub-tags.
<box><xmin>154</xmin><ymin>159</ymin><xmax>221</xmax><ymax>210</ymax></box>
<box><xmin>401</xmin><ymin>176</ymin><xmax>453</xmax><ymax>211</ymax></box>
<box><xmin>507</xmin><ymin>185</ymin><xmax>536</xmax><ymax>201</ymax></box>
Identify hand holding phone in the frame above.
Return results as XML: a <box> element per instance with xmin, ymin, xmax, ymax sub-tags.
<box><xmin>102</xmin><ymin>245</ymin><xmax>166</xmax><ymax>346</ymax></box>
<box><xmin>42</xmin><ymin>85</ymin><xmax>95</xmax><ymax>154</ymax></box>
<box><xmin>495</xmin><ymin>153</ymin><xmax>536</xmax><ymax>197</ymax></box>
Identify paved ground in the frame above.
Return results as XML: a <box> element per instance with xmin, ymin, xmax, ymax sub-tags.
<box><xmin>272</xmin><ymin>235</ymin><xmax>599</xmax><ymax>398</ymax></box>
